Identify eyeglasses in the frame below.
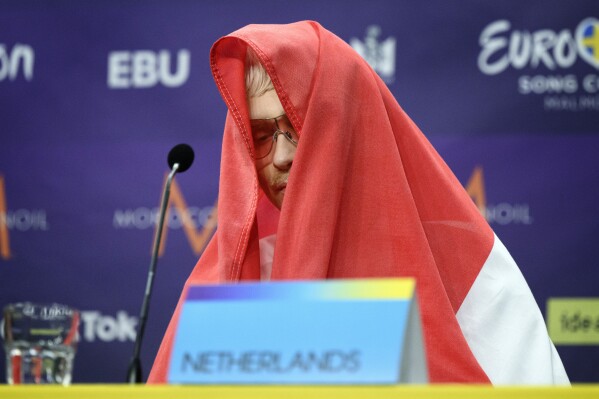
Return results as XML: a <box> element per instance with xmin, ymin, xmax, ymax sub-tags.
<box><xmin>250</xmin><ymin>114</ymin><xmax>299</xmax><ymax>160</ymax></box>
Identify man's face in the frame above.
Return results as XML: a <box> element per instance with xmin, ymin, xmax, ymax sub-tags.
<box><xmin>249</xmin><ymin>90</ymin><xmax>297</xmax><ymax>209</ymax></box>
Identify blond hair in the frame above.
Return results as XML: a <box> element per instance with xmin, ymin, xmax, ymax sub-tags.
<box><xmin>245</xmin><ymin>47</ymin><xmax>274</xmax><ymax>98</ymax></box>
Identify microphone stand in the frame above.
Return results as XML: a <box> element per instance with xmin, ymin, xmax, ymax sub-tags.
<box><xmin>127</xmin><ymin>163</ymin><xmax>180</xmax><ymax>383</ymax></box>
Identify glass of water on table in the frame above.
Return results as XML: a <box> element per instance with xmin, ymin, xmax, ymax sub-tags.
<box><xmin>2</xmin><ymin>302</ymin><xmax>79</xmax><ymax>385</ymax></box>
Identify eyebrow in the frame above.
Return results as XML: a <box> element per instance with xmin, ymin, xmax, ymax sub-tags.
<box><xmin>249</xmin><ymin>113</ymin><xmax>286</xmax><ymax>122</ymax></box>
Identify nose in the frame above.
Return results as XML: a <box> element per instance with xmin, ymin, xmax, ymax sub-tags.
<box><xmin>271</xmin><ymin>136</ymin><xmax>296</xmax><ymax>170</ymax></box>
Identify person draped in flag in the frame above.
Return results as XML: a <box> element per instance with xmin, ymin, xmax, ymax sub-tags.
<box><xmin>148</xmin><ymin>21</ymin><xmax>569</xmax><ymax>385</ymax></box>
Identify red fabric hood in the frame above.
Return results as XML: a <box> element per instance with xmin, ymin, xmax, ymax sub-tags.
<box><xmin>149</xmin><ymin>21</ymin><xmax>492</xmax><ymax>383</ymax></box>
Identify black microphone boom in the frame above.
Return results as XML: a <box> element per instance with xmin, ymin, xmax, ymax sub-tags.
<box><xmin>127</xmin><ymin>143</ymin><xmax>195</xmax><ymax>383</ymax></box>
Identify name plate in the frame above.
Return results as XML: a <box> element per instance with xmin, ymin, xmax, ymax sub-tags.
<box><xmin>168</xmin><ymin>278</ymin><xmax>427</xmax><ymax>384</ymax></box>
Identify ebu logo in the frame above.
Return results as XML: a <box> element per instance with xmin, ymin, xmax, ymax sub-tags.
<box><xmin>107</xmin><ymin>49</ymin><xmax>190</xmax><ymax>89</ymax></box>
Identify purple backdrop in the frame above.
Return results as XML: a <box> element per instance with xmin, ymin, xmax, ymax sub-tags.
<box><xmin>1</xmin><ymin>0</ymin><xmax>598</xmax><ymax>383</ymax></box>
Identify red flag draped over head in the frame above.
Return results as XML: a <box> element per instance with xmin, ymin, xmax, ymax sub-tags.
<box><xmin>148</xmin><ymin>21</ymin><xmax>568</xmax><ymax>385</ymax></box>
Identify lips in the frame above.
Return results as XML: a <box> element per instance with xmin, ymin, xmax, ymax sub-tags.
<box><xmin>274</xmin><ymin>181</ymin><xmax>287</xmax><ymax>192</ymax></box>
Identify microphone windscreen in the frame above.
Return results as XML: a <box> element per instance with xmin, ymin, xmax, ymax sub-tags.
<box><xmin>167</xmin><ymin>144</ymin><xmax>195</xmax><ymax>173</ymax></box>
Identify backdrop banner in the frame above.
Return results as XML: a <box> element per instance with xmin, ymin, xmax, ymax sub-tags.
<box><xmin>1</xmin><ymin>0</ymin><xmax>598</xmax><ymax>383</ymax></box>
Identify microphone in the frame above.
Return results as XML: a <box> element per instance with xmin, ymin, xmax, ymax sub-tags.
<box><xmin>127</xmin><ymin>144</ymin><xmax>195</xmax><ymax>383</ymax></box>
<box><xmin>168</xmin><ymin>143</ymin><xmax>194</xmax><ymax>172</ymax></box>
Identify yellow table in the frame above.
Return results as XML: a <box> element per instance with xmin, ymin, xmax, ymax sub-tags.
<box><xmin>0</xmin><ymin>384</ymin><xmax>598</xmax><ymax>399</ymax></box>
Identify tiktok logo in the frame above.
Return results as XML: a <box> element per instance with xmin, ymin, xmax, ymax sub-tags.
<box><xmin>80</xmin><ymin>311</ymin><xmax>138</xmax><ymax>342</ymax></box>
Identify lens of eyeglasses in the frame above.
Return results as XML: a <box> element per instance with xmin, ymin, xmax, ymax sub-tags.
<box><xmin>250</xmin><ymin>115</ymin><xmax>298</xmax><ymax>159</ymax></box>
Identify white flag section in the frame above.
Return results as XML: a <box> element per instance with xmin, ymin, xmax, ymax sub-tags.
<box><xmin>457</xmin><ymin>234</ymin><xmax>570</xmax><ymax>385</ymax></box>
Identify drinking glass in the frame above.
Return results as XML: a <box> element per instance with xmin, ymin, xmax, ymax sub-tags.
<box><xmin>1</xmin><ymin>302</ymin><xmax>79</xmax><ymax>385</ymax></box>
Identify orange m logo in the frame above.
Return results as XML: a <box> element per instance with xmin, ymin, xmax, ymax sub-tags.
<box><xmin>465</xmin><ymin>166</ymin><xmax>487</xmax><ymax>216</ymax></box>
<box><xmin>0</xmin><ymin>174</ymin><xmax>11</xmax><ymax>260</ymax></box>
<box><xmin>155</xmin><ymin>176</ymin><xmax>218</xmax><ymax>257</ymax></box>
